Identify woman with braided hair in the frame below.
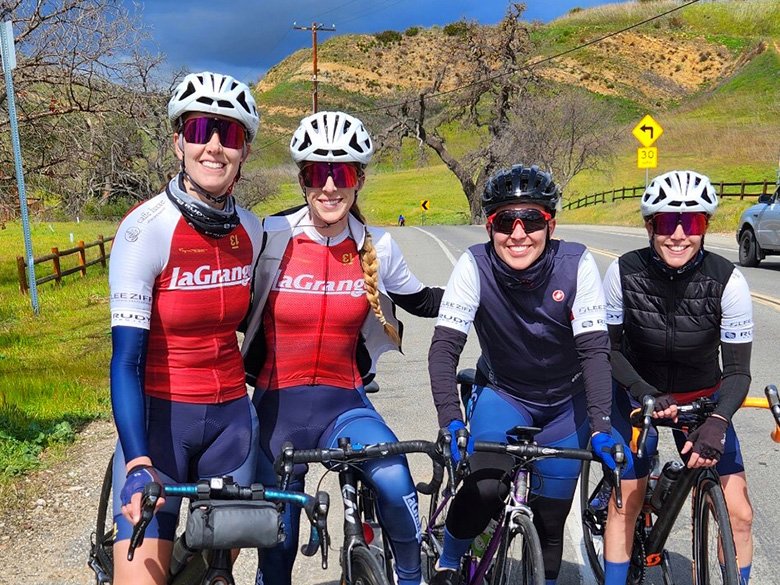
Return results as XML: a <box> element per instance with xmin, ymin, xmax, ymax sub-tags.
<box><xmin>241</xmin><ymin>110</ymin><xmax>443</xmax><ymax>585</ymax></box>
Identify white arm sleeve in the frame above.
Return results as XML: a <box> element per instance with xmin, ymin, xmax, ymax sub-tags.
<box><xmin>721</xmin><ymin>268</ymin><xmax>753</xmax><ymax>343</ymax></box>
<box><xmin>109</xmin><ymin>197</ymin><xmax>173</xmax><ymax>330</ymax></box>
<box><xmin>603</xmin><ymin>258</ymin><xmax>623</xmax><ymax>326</ymax></box>
<box><xmin>571</xmin><ymin>250</ymin><xmax>608</xmax><ymax>336</ymax></box>
<box><xmin>435</xmin><ymin>251</ymin><xmax>480</xmax><ymax>335</ymax></box>
<box><xmin>377</xmin><ymin>232</ymin><xmax>425</xmax><ymax>295</ymax></box>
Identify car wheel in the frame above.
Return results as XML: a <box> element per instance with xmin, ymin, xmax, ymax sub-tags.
<box><xmin>738</xmin><ymin>229</ymin><xmax>761</xmax><ymax>267</ymax></box>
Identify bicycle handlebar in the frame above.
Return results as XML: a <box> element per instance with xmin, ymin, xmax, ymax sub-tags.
<box><xmin>275</xmin><ymin>438</ymin><xmax>447</xmax><ymax>496</ymax></box>
<box><xmin>127</xmin><ymin>477</ymin><xmax>330</xmax><ymax>566</ymax></box>
<box><xmin>632</xmin><ymin>385</ymin><xmax>780</xmax><ymax>456</ymax></box>
<box><xmin>472</xmin><ymin>440</ymin><xmax>625</xmax><ymax>508</ymax></box>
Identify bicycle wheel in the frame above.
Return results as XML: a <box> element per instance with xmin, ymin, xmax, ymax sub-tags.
<box><xmin>88</xmin><ymin>455</ymin><xmax>114</xmax><ymax>584</ymax></box>
<box><xmin>692</xmin><ymin>476</ymin><xmax>740</xmax><ymax>585</ymax></box>
<box><xmin>343</xmin><ymin>545</ymin><xmax>391</xmax><ymax>585</ymax></box>
<box><xmin>492</xmin><ymin>512</ymin><xmax>545</xmax><ymax>585</ymax></box>
<box><xmin>580</xmin><ymin>458</ymin><xmax>607</xmax><ymax>584</ymax></box>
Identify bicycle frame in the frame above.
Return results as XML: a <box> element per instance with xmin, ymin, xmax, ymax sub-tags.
<box><xmin>427</xmin><ymin>465</ymin><xmax>534</xmax><ymax>585</ymax></box>
<box><xmin>631</xmin><ymin>463</ymin><xmax>720</xmax><ymax>568</ymax></box>
<box><xmin>425</xmin><ymin>427</ymin><xmax>619</xmax><ymax>585</ymax></box>
<box><xmin>276</xmin><ymin>437</ymin><xmax>444</xmax><ymax>585</ymax></box>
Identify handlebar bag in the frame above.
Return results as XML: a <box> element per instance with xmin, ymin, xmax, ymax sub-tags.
<box><xmin>186</xmin><ymin>499</ymin><xmax>284</xmax><ymax>550</ymax></box>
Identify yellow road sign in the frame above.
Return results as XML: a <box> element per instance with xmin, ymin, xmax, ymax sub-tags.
<box><xmin>637</xmin><ymin>147</ymin><xmax>658</xmax><ymax>169</ymax></box>
<box><xmin>420</xmin><ymin>199</ymin><xmax>430</xmax><ymax>211</ymax></box>
<box><xmin>632</xmin><ymin>114</ymin><xmax>663</xmax><ymax>148</ymax></box>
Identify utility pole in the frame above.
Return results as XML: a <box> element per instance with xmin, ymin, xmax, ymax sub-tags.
<box><xmin>293</xmin><ymin>22</ymin><xmax>335</xmax><ymax>113</ymax></box>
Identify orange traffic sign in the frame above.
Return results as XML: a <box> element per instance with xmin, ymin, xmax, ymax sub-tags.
<box><xmin>632</xmin><ymin>115</ymin><xmax>663</xmax><ymax>148</ymax></box>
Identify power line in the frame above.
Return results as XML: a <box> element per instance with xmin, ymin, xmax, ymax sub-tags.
<box><xmin>354</xmin><ymin>0</ymin><xmax>703</xmax><ymax>115</ymax></box>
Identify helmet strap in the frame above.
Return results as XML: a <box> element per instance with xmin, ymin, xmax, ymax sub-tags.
<box><xmin>181</xmin><ymin>169</ymin><xmax>230</xmax><ymax>205</ymax></box>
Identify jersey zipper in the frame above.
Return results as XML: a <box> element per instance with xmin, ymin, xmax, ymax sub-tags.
<box><xmin>311</xmin><ymin>237</ymin><xmax>330</xmax><ymax>384</ymax></box>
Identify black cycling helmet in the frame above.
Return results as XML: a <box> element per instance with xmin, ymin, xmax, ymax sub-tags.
<box><xmin>482</xmin><ymin>164</ymin><xmax>561</xmax><ymax>216</ymax></box>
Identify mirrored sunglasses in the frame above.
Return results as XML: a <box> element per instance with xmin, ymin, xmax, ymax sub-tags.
<box><xmin>488</xmin><ymin>208</ymin><xmax>552</xmax><ymax>235</ymax></box>
<box><xmin>181</xmin><ymin>117</ymin><xmax>246</xmax><ymax>149</ymax></box>
<box><xmin>300</xmin><ymin>162</ymin><xmax>361</xmax><ymax>189</ymax></box>
<box><xmin>651</xmin><ymin>212</ymin><xmax>709</xmax><ymax>236</ymax></box>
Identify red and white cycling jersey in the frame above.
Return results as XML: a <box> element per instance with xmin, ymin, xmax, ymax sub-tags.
<box><xmin>258</xmin><ymin>232</ymin><xmax>368</xmax><ymax>390</ymax></box>
<box><xmin>109</xmin><ymin>192</ymin><xmax>263</xmax><ymax>403</ymax></box>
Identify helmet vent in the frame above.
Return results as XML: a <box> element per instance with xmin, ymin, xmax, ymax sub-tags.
<box><xmin>349</xmin><ymin>135</ymin><xmax>364</xmax><ymax>153</ymax></box>
<box><xmin>180</xmin><ymin>83</ymin><xmax>196</xmax><ymax>101</ymax></box>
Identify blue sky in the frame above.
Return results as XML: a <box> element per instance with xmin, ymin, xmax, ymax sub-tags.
<box><xmin>126</xmin><ymin>0</ymin><xmax>631</xmax><ymax>84</ymax></box>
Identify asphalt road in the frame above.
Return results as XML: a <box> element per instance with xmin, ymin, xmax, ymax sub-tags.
<box><xmin>256</xmin><ymin>224</ymin><xmax>780</xmax><ymax>585</ymax></box>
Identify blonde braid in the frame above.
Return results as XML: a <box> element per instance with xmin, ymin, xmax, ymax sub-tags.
<box><xmin>352</xmin><ymin>204</ymin><xmax>401</xmax><ymax>346</ymax></box>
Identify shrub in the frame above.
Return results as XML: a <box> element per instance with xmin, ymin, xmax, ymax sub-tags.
<box><xmin>404</xmin><ymin>26</ymin><xmax>420</xmax><ymax>37</ymax></box>
<box><xmin>375</xmin><ymin>30</ymin><xmax>402</xmax><ymax>44</ymax></box>
<box><xmin>443</xmin><ymin>21</ymin><xmax>472</xmax><ymax>37</ymax></box>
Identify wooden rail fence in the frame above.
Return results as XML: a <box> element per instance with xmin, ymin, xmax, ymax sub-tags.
<box><xmin>562</xmin><ymin>179</ymin><xmax>777</xmax><ymax>211</ymax></box>
<box><xmin>16</xmin><ymin>234</ymin><xmax>114</xmax><ymax>294</ymax></box>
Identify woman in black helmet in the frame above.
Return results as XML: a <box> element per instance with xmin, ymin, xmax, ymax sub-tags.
<box><xmin>428</xmin><ymin>164</ymin><xmax>622</xmax><ymax>585</ymax></box>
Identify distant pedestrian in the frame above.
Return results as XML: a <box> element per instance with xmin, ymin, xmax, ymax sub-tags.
<box><xmin>398</xmin><ymin>213</ymin><xmax>406</xmax><ymax>226</ymax></box>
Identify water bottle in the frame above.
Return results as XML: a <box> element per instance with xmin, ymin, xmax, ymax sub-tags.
<box><xmin>644</xmin><ymin>455</ymin><xmax>661</xmax><ymax>507</ymax></box>
<box><xmin>649</xmin><ymin>461</ymin><xmax>684</xmax><ymax>513</ymax></box>
<box><xmin>471</xmin><ymin>518</ymin><xmax>498</xmax><ymax>558</ymax></box>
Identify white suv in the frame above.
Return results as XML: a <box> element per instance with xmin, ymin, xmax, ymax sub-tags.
<box><xmin>736</xmin><ymin>186</ymin><xmax>780</xmax><ymax>267</ymax></box>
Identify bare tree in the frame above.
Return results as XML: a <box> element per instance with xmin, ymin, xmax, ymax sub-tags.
<box><xmin>378</xmin><ymin>3</ymin><xmax>537</xmax><ymax>223</ymax></box>
<box><xmin>234</xmin><ymin>166</ymin><xmax>289</xmax><ymax>211</ymax></box>
<box><xmin>0</xmin><ymin>0</ymin><xmax>170</xmax><ymax>215</ymax></box>
<box><xmin>376</xmin><ymin>4</ymin><xmax>625</xmax><ymax>221</ymax></box>
<box><xmin>495</xmin><ymin>88</ymin><xmax>623</xmax><ymax>197</ymax></box>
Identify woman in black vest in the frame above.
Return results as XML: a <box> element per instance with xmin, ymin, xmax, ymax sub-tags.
<box><xmin>601</xmin><ymin>170</ymin><xmax>754</xmax><ymax>585</ymax></box>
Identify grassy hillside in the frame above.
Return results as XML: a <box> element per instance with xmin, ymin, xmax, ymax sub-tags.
<box><xmin>251</xmin><ymin>0</ymin><xmax>779</xmax><ymax>200</ymax></box>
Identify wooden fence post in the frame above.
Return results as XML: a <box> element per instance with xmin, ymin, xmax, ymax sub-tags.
<box><xmin>740</xmin><ymin>180</ymin><xmax>746</xmax><ymax>200</ymax></box>
<box><xmin>78</xmin><ymin>241</ymin><xmax>87</xmax><ymax>276</ymax></box>
<box><xmin>17</xmin><ymin>256</ymin><xmax>28</xmax><ymax>294</ymax></box>
<box><xmin>51</xmin><ymin>247</ymin><xmax>62</xmax><ymax>285</ymax></box>
<box><xmin>97</xmin><ymin>235</ymin><xmax>106</xmax><ymax>268</ymax></box>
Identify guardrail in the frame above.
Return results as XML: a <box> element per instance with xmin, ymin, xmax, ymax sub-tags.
<box><xmin>562</xmin><ymin>179</ymin><xmax>777</xmax><ymax>210</ymax></box>
<box><xmin>16</xmin><ymin>235</ymin><xmax>114</xmax><ymax>294</ymax></box>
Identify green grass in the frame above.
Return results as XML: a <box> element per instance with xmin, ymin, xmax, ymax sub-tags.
<box><xmin>0</xmin><ymin>221</ymin><xmax>115</xmax><ymax>483</ymax></box>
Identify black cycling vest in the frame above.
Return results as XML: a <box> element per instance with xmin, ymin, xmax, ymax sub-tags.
<box><xmin>618</xmin><ymin>248</ymin><xmax>734</xmax><ymax>394</ymax></box>
<box><xmin>470</xmin><ymin>239</ymin><xmax>588</xmax><ymax>405</ymax></box>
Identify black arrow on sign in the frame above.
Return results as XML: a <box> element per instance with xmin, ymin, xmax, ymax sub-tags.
<box><xmin>422</xmin><ymin>200</ymin><xmax>429</xmax><ymax>210</ymax></box>
<box><xmin>641</xmin><ymin>125</ymin><xmax>654</xmax><ymax>139</ymax></box>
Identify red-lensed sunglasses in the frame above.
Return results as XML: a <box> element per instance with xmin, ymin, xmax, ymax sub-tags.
<box><xmin>488</xmin><ymin>208</ymin><xmax>552</xmax><ymax>235</ymax></box>
<box><xmin>300</xmin><ymin>162</ymin><xmax>361</xmax><ymax>189</ymax></box>
<box><xmin>181</xmin><ymin>117</ymin><xmax>247</xmax><ymax>149</ymax></box>
<box><xmin>650</xmin><ymin>212</ymin><xmax>709</xmax><ymax>236</ymax></box>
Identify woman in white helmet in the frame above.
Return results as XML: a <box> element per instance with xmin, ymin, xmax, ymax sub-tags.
<box><xmin>108</xmin><ymin>71</ymin><xmax>263</xmax><ymax>584</ymax></box>
<box><xmin>599</xmin><ymin>170</ymin><xmax>755</xmax><ymax>584</ymax></box>
<box><xmin>241</xmin><ymin>110</ymin><xmax>443</xmax><ymax>585</ymax></box>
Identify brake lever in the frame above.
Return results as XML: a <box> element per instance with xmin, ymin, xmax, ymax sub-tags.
<box><xmin>127</xmin><ymin>481</ymin><xmax>162</xmax><ymax>561</ymax></box>
<box><xmin>636</xmin><ymin>395</ymin><xmax>655</xmax><ymax>459</ymax></box>
<box><xmin>765</xmin><ymin>385</ymin><xmax>780</xmax><ymax>442</ymax></box>
<box><xmin>611</xmin><ymin>443</ymin><xmax>625</xmax><ymax>510</ymax></box>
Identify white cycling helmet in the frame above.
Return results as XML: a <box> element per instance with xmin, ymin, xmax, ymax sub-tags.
<box><xmin>290</xmin><ymin>111</ymin><xmax>374</xmax><ymax>165</ymax></box>
<box><xmin>168</xmin><ymin>71</ymin><xmax>260</xmax><ymax>143</ymax></box>
<box><xmin>640</xmin><ymin>170</ymin><xmax>718</xmax><ymax>218</ymax></box>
